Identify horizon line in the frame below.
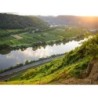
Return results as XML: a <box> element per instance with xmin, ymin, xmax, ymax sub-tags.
<box><xmin>1</xmin><ymin>12</ymin><xmax>98</xmax><ymax>17</ymax></box>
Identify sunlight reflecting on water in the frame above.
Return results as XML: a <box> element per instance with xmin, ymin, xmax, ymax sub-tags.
<box><xmin>0</xmin><ymin>38</ymin><xmax>87</xmax><ymax>70</ymax></box>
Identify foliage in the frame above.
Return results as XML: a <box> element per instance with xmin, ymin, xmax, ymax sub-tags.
<box><xmin>0</xmin><ymin>13</ymin><xmax>49</xmax><ymax>29</ymax></box>
<box><xmin>0</xmin><ymin>26</ymin><xmax>88</xmax><ymax>49</ymax></box>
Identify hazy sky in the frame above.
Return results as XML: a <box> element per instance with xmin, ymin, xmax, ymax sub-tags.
<box><xmin>0</xmin><ymin>0</ymin><xmax>98</xmax><ymax>16</ymax></box>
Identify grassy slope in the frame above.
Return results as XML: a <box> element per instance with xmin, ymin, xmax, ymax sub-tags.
<box><xmin>2</xmin><ymin>34</ymin><xmax>98</xmax><ymax>84</ymax></box>
<box><xmin>0</xmin><ymin>27</ymin><xmax>89</xmax><ymax>48</ymax></box>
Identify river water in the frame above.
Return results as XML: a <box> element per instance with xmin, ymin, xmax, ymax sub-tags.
<box><xmin>0</xmin><ymin>39</ymin><xmax>87</xmax><ymax>70</ymax></box>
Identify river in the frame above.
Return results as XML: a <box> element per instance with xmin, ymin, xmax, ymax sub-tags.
<box><xmin>0</xmin><ymin>38</ymin><xmax>87</xmax><ymax>70</ymax></box>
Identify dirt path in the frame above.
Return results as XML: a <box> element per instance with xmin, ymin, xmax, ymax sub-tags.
<box><xmin>87</xmin><ymin>59</ymin><xmax>98</xmax><ymax>84</ymax></box>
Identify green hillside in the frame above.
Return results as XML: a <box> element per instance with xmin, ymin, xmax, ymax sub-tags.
<box><xmin>2</xmin><ymin>34</ymin><xmax>98</xmax><ymax>84</ymax></box>
<box><xmin>0</xmin><ymin>13</ymin><xmax>48</xmax><ymax>29</ymax></box>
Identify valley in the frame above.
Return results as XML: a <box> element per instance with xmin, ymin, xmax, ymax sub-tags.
<box><xmin>0</xmin><ymin>13</ymin><xmax>98</xmax><ymax>84</ymax></box>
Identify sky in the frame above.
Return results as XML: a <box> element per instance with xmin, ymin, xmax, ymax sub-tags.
<box><xmin>0</xmin><ymin>0</ymin><xmax>98</xmax><ymax>16</ymax></box>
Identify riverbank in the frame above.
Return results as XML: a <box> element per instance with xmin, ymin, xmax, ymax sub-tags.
<box><xmin>0</xmin><ymin>26</ymin><xmax>89</xmax><ymax>50</ymax></box>
<box><xmin>0</xmin><ymin>36</ymin><xmax>89</xmax><ymax>72</ymax></box>
<box><xmin>0</xmin><ymin>54</ymin><xmax>64</xmax><ymax>81</ymax></box>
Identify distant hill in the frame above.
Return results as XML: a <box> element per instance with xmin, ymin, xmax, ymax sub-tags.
<box><xmin>0</xmin><ymin>13</ymin><xmax>49</xmax><ymax>29</ymax></box>
<box><xmin>39</xmin><ymin>15</ymin><xmax>98</xmax><ymax>29</ymax></box>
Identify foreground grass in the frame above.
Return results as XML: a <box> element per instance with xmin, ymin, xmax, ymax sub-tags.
<box><xmin>2</xmin><ymin>54</ymin><xmax>92</xmax><ymax>84</ymax></box>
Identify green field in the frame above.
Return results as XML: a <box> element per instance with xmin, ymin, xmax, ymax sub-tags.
<box><xmin>0</xmin><ymin>27</ymin><xmax>89</xmax><ymax>49</ymax></box>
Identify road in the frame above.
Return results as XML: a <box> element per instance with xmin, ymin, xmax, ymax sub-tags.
<box><xmin>0</xmin><ymin>55</ymin><xmax>63</xmax><ymax>81</ymax></box>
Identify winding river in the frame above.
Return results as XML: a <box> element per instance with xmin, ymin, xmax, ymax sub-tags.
<box><xmin>0</xmin><ymin>38</ymin><xmax>87</xmax><ymax>70</ymax></box>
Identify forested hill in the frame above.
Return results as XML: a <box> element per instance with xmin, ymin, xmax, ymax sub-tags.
<box><xmin>0</xmin><ymin>13</ymin><xmax>49</xmax><ymax>29</ymax></box>
<box><xmin>39</xmin><ymin>15</ymin><xmax>98</xmax><ymax>29</ymax></box>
